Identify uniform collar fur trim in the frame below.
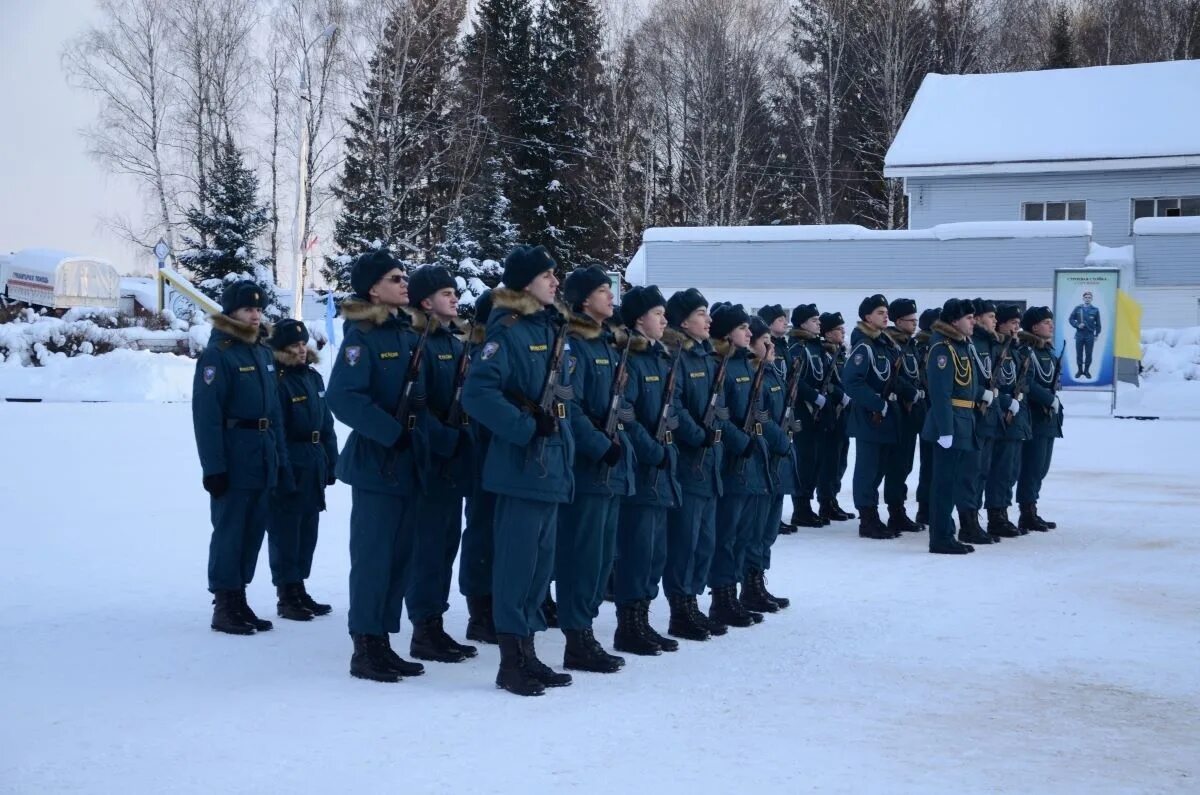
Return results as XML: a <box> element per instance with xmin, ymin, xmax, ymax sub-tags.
<box><xmin>884</xmin><ymin>327</ymin><xmax>911</xmax><ymax>345</ymax></box>
<box><xmin>932</xmin><ymin>319</ymin><xmax>967</xmax><ymax>342</ymax></box>
<box><xmin>491</xmin><ymin>287</ymin><xmax>566</xmax><ymax>318</ymax></box>
<box><xmin>339</xmin><ymin>297</ymin><xmax>396</xmax><ymax>326</ymax></box>
<box><xmin>789</xmin><ymin>328</ymin><xmax>819</xmax><ymax>341</ymax></box>
<box><xmin>211</xmin><ymin>313</ymin><xmax>267</xmax><ymax>345</ymax></box>
<box><xmin>568</xmin><ymin>312</ymin><xmax>604</xmax><ymax>340</ymax></box>
<box><xmin>855</xmin><ymin>320</ymin><xmax>882</xmax><ymax>340</ymax></box>
<box><xmin>273</xmin><ymin>346</ymin><xmax>320</xmax><ymax>368</ymax></box>
<box><xmin>662</xmin><ymin>326</ymin><xmax>696</xmax><ymax>352</ymax></box>
<box><xmin>1019</xmin><ymin>330</ymin><xmax>1050</xmax><ymax>349</ymax></box>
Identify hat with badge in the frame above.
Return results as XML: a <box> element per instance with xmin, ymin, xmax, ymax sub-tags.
<box><xmin>888</xmin><ymin>297</ymin><xmax>918</xmax><ymax>320</ymax></box>
<box><xmin>350</xmin><ymin>249</ymin><xmax>405</xmax><ymax>300</ymax></box>
<box><xmin>620</xmin><ymin>285</ymin><xmax>667</xmax><ymax>327</ymax></box>
<box><xmin>819</xmin><ymin>311</ymin><xmax>844</xmax><ymax>335</ymax></box>
<box><xmin>1021</xmin><ymin>305</ymin><xmax>1054</xmax><ymax>331</ymax></box>
<box><xmin>791</xmin><ymin>303</ymin><xmax>819</xmax><ymax>327</ymax></box>
<box><xmin>666</xmin><ymin>288</ymin><xmax>708</xmax><ymax>327</ymax></box>
<box><xmin>858</xmin><ymin>293</ymin><xmax>888</xmax><ymax>319</ymax></box>
<box><xmin>269</xmin><ymin>318</ymin><xmax>309</xmax><ymax>350</ymax></box>
<box><xmin>940</xmin><ymin>297</ymin><xmax>976</xmax><ymax>323</ymax></box>
<box><xmin>996</xmin><ymin>303</ymin><xmax>1021</xmax><ymax>324</ymax></box>
<box><xmin>407</xmin><ymin>265</ymin><xmax>457</xmax><ymax>307</ymax></box>
<box><xmin>221</xmin><ymin>279</ymin><xmax>269</xmax><ymax>315</ymax></box>
<box><xmin>502</xmin><ymin>244</ymin><xmax>557</xmax><ymax>291</ymax></box>
<box><xmin>563</xmin><ymin>266</ymin><xmax>611</xmax><ymax>312</ymax></box>
<box><xmin>710</xmin><ymin>302</ymin><xmax>751</xmax><ymax>340</ymax></box>
<box><xmin>749</xmin><ymin>316</ymin><xmax>771</xmax><ymax>342</ymax></box>
<box><xmin>918</xmin><ymin>307</ymin><xmax>940</xmax><ymax>332</ymax></box>
<box><xmin>972</xmin><ymin>297</ymin><xmax>997</xmax><ymax>316</ymax></box>
<box><xmin>757</xmin><ymin>303</ymin><xmax>787</xmax><ymax>326</ymax></box>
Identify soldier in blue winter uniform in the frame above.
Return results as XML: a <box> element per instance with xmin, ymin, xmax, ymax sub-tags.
<box><xmin>1069</xmin><ymin>291</ymin><xmax>1102</xmax><ymax>379</ymax></box>
<box><xmin>326</xmin><ymin>251</ymin><xmax>433</xmax><ymax>683</ymax></box>
<box><xmin>461</xmin><ymin>245</ymin><xmax>576</xmax><ymax>697</ymax></box>
<box><xmin>193</xmin><ymin>280</ymin><xmax>290</xmax><ymax>635</ymax></box>
<box><xmin>707</xmin><ymin>303</ymin><xmax>782</xmax><ymax>629</ymax></box>
<box><xmin>661</xmin><ymin>289</ymin><xmax>732</xmax><ymax>641</ymax></box>
<box><xmin>786</xmin><ymin>304</ymin><xmax>831</xmax><ymax>529</ymax></box>
<box><xmin>1016</xmin><ymin>306</ymin><xmax>1064</xmax><ymax>533</ymax></box>
<box><xmin>402</xmin><ymin>266</ymin><xmax>479</xmax><ymax>665</ymax></box>
<box><xmin>842</xmin><ymin>294</ymin><xmax>902</xmax><ymax>540</ymax></box>
<box><xmin>758</xmin><ymin>304</ymin><xmax>795</xmax><ymax>535</ymax></box>
<box><xmin>556</xmin><ymin>266</ymin><xmax>633</xmax><ymax>673</ymax></box>
<box><xmin>458</xmin><ymin>289</ymin><xmax>498</xmax><ymax>644</ymax></box>
<box><xmin>985</xmin><ymin>304</ymin><xmax>1030</xmax><ymax>538</ymax></box>
<box><xmin>881</xmin><ymin>298</ymin><xmax>925</xmax><ymax>535</ymax></box>
<box><xmin>921</xmin><ymin>298</ymin><xmax>980</xmax><ymax>555</ymax></box>
<box><xmin>913</xmin><ymin>307</ymin><xmax>940</xmax><ymax>529</ymax></box>
<box><xmin>815</xmin><ymin>312</ymin><xmax>854</xmax><ymax>523</ymax></box>
<box><xmin>612</xmin><ymin>286</ymin><xmax>683</xmax><ymax>657</ymax></box>
<box><xmin>742</xmin><ymin>317</ymin><xmax>795</xmax><ymax>615</ymax></box>
<box><xmin>266</xmin><ymin>319</ymin><xmax>337</xmax><ymax>622</ymax></box>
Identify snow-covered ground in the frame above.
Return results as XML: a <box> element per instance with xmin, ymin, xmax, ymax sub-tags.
<box><xmin>2</xmin><ymin>403</ymin><xmax>1197</xmax><ymax>793</ymax></box>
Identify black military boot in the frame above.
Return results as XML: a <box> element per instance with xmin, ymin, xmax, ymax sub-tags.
<box><xmin>638</xmin><ymin>600</ymin><xmax>679</xmax><ymax>652</ymax></box>
<box><xmin>778</xmin><ymin>520</ymin><xmax>797</xmax><ymax>536</ymax></box>
<box><xmin>914</xmin><ymin>502</ymin><xmax>930</xmax><ymax>529</ymax></box>
<box><xmin>563</xmin><ymin>628</ymin><xmax>623</xmax><ymax>673</ymax></box>
<box><xmin>495</xmin><ymin>634</ymin><xmax>544</xmax><ymax>697</ymax></box>
<box><xmin>690</xmin><ymin>596</ymin><xmax>727</xmax><ymax>636</ymax></box>
<box><xmin>410</xmin><ymin>616</ymin><xmax>469</xmax><ymax>663</ymax></box>
<box><xmin>858</xmin><ymin>506</ymin><xmax>898</xmax><ymax>540</ymax></box>
<box><xmin>957</xmin><ymin>510</ymin><xmax>997</xmax><ymax>544</ymax></box>
<box><xmin>929</xmin><ymin>540</ymin><xmax>975</xmax><ymax>555</ymax></box>
<box><xmin>465</xmin><ymin>595</ymin><xmax>498</xmax><ymax>644</ymax></box>
<box><xmin>233</xmin><ymin>588</ymin><xmax>273</xmax><ymax>631</ymax></box>
<box><xmin>1033</xmin><ymin>504</ymin><xmax>1057</xmax><ymax>529</ymax></box>
<box><xmin>987</xmin><ymin>508</ymin><xmax>1021</xmax><ymax>538</ymax></box>
<box><xmin>756</xmin><ymin>569</ymin><xmax>790</xmax><ymax>609</ymax></box>
<box><xmin>830</xmin><ymin>499</ymin><xmax>855</xmax><ymax>520</ymax></box>
<box><xmin>297</xmin><ymin>582</ymin><xmax>332</xmax><ymax>616</ymax></box>
<box><xmin>379</xmin><ymin>634</ymin><xmax>425</xmax><ymax>677</ymax></box>
<box><xmin>614</xmin><ymin>602</ymin><xmax>662</xmax><ymax>655</ymax></box>
<box><xmin>541</xmin><ymin>593</ymin><xmax>558</xmax><ymax>629</ymax></box>
<box><xmin>276</xmin><ymin>584</ymin><xmax>315</xmax><ymax>621</ymax></box>
<box><xmin>1019</xmin><ymin>503</ymin><xmax>1049</xmax><ymax>532</ymax></box>
<box><xmin>667</xmin><ymin>594</ymin><xmax>711</xmax><ymax>641</ymax></box>
<box><xmin>211</xmin><ymin>590</ymin><xmax>255</xmax><ymax>635</ymax></box>
<box><xmin>740</xmin><ymin>568</ymin><xmax>780</xmax><ymax>614</ymax></box>
<box><xmin>791</xmin><ymin>501</ymin><xmax>826</xmax><ymax>528</ymax></box>
<box><xmin>519</xmin><ymin>635</ymin><xmax>572</xmax><ymax>687</ymax></box>
<box><xmin>350</xmin><ymin>634</ymin><xmax>401</xmax><ymax>683</ymax></box>
<box><xmin>887</xmin><ymin>503</ymin><xmax>922</xmax><ymax>534</ymax></box>
<box><xmin>708</xmin><ymin>585</ymin><xmax>754</xmax><ymax>629</ymax></box>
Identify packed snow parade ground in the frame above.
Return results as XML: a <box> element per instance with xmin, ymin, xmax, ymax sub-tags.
<box><xmin>2</xmin><ymin>398</ymin><xmax>1197</xmax><ymax>792</ymax></box>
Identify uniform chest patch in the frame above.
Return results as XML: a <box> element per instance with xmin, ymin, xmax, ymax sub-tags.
<box><xmin>937</xmin><ymin>354</ymin><xmax>948</xmax><ymax>369</ymax></box>
<box><xmin>238</xmin><ymin>365</ymin><xmax>256</xmax><ymax>373</ymax></box>
<box><xmin>437</xmin><ymin>353</ymin><xmax>454</xmax><ymax>360</ymax></box>
<box><xmin>202</xmin><ymin>366</ymin><xmax>216</xmax><ymax>385</ymax></box>
<box><xmin>770</xmin><ymin>385</ymin><xmax>781</xmax><ymax>392</ymax></box>
<box><xmin>644</xmin><ymin>375</ymin><xmax>660</xmax><ymax>382</ymax></box>
<box><xmin>594</xmin><ymin>358</ymin><xmax>610</xmax><ymax>365</ymax></box>
<box><xmin>291</xmin><ymin>395</ymin><xmax>307</xmax><ymax>403</ymax></box>
<box><xmin>379</xmin><ymin>351</ymin><xmax>400</xmax><ymax>359</ymax></box>
<box><xmin>528</xmin><ymin>343</ymin><xmax>548</xmax><ymax>352</ymax></box>
<box><xmin>344</xmin><ymin>346</ymin><xmax>362</xmax><ymax>366</ymax></box>
<box><xmin>690</xmin><ymin>371</ymin><xmax>706</xmax><ymax>379</ymax></box>
<box><xmin>735</xmin><ymin>375</ymin><xmax>750</xmax><ymax>383</ymax></box>
<box><xmin>481</xmin><ymin>342</ymin><xmax>500</xmax><ymax>360</ymax></box>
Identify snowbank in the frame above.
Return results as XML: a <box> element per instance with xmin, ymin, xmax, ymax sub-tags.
<box><xmin>1140</xmin><ymin>326</ymin><xmax>1200</xmax><ymax>380</ymax></box>
<box><xmin>0</xmin><ymin>307</ymin><xmax>192</xmax><ymax>366</ymax></box>
<box><xmin>1084</xmin><ymin>243</ymin><xmax>1135</xmax><ymax>266</ymax></box>
<box><xmin>1133</xmin><ymin>216</ymin><xmax>1200</xmax><ymax>236</ymax></box>
<box><xmin>0</xmin><ymin>347</ymin><xmax>195</xmax><ymax>401</ymax></box>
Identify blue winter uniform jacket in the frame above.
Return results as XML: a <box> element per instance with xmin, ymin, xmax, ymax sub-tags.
<box><xmin>762</xmin><ymin>361</ymin><xmax>800</xmax><ymax>495</ymax></box>
<box><xmin>326</xmin><ymin>298</ymin><xmax>432</xmax><ymax>496</ymax></box>
<box><xmin>714</xmin><ymin>341</ymin><xmax>781</xmax><ymax>496</ymax></box>
<box><xmin>843</xmin><ymin>322</ymin><xmax>902</xmax><ymax>443</ymax></box>
<box><xmin>272</xmin><ymin>345</ymin><xmax>337</xmax><ymax>512</ymax></box>
<box><xmin>884</xmin><ymin>327</ymin><xmax>927</xmax><ymax>435</ymax></box>
<box><xmin>1017</xmin><ymin>331</ymin><xmax>1065</xmax><ymax>440</ymax></box>
<box><xmin>920</xmin><ymin>321</ymin><xmax>978</xmax><ymax>451</ymax></box>
<box><xmin>995</xmin><ymin>331</ymin><xmax>1032</xmax><ymax>441</ymax></box>
<box><xmin>787</xmin><ymin>329</ymin><xmax>833</xmax><ymax>432</ymax></box>
<box><xmin>460</xmin><ymin>288</ymin><xmax>576</xmax><ymax>504</ymax></box>
<box><xmin>661</xmin><ymin>327</ymin><xmax>728</xmax><ymax>498</ymax></box>
<box><xmin>1069</xmin><ymin>303</ymin><xmax>1102</xmax><ymax>340</ymax></box>
<box><xmin>969</xmin><ymin>326</ymin><xmax>1016</xmax><ymax>441</ymax></box>
<box><xmin>564</xmin><ymin>313</ymin><xmax>635</xmax><ymax>498</ymax></box>
<box><xmin>621</xmin><ymin>333</ymin><xmax>681</xmax><ymax>508</ymax></box>
<box><xmin>192</xmin><ymin>314</ymin><xmax>290</xmax><ymax>490</ymax></box>
<box><xmin>404</xmin><ymin>308</ymin><xmax>474</xmax><ymax>497</ymax></box>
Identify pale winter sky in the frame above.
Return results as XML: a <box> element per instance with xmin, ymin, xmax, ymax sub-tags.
<box><xmin>0</xmin><ymin>0</ymin><xmax>151</xmax><ymax>274</ymax></box>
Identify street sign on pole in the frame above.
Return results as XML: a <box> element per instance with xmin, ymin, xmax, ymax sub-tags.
<box><xmin>154</xmin><ymin>238</ymin><xmax>170</xmax><ymax>312</ymax></box>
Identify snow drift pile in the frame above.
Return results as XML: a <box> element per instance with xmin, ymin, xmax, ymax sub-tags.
<box><xmin>1140</xmin><ymin>327</ymin><xmax>1200</xmax><ymax>380</ymax></box>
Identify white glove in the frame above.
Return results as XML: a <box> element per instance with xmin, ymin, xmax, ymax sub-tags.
<box><xmin>937</xmin><ymin>434</ymin><xmax>953</xmax><ymax>449</ymax></box>
<box><xmin>887</xmin><ymin>393</ymin><xmax>898</xmax><ymax>402</ymax></box>
<box><xmin>1008</xmin><ymin>399</ymin><xmax>1020</xmax><ymax>415</ymax></box>
<box><xmin>814</xmin><ymin>394</ymin><xmax>827</xmax><ymax>408</ymax></box>
<box><xmin>981</xmin><ymin>389</ymin><xmax>995</xmax><ymax>406</ymax></box>
<box><xmin>880</xmin><ymin>403</ymin><xmax>888</xmax><ymax>417</ymax></box>
<box><xmin>916</xmin><ymin>390</ymin><xmax>925</xmax><ymax>401</ymax></box>
<box><xmin>1052</xmin><ymin>396</ymin><xmax>1061</xmax><ymax>413</ymax></box>
<box><xmin>841</xmin><ymin>394</ymin><xmax>851</xmax><ymax>408</ymax></box>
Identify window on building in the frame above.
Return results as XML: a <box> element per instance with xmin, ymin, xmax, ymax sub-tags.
<box><xmin>1132</xmin><ymin>196</ymin><xmax>1200</xmax><ymax>228</ymax></box>
<box><xmin>1022</xmin><ymin>201</ymin><xmax>1086</xmax><ymax>221</ymax></box>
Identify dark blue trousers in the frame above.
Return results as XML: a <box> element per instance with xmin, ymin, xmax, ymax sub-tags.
<box><xmin>556</xmin><ymin>494</ymin><xmax>619</xmax><ymax>630</ymax></box>
<box><xmin>267</xmin><ymin>505</ymin><xmax>319</xmax><ymax>586</ymax></box>
<box><xmin>746</xmin><ymin>494</ymin><xmax>782</xmax><ymax>572</ymax></box>
<box><xmin>458</xmin><ymin>488</ymin><xmax>495</xmax><ymax>598</ymax></box>
<box><xmin>916</xmin><ymin>439</ymin><xmax>933</xmax><ymax>507</ymax></box>
<box><xmin>406</xmin><ymin>492</ymin><xmax>464</xmax><ymax>623</ymax></box>
<box><xmin>208</xmin><ymin>488</ymin><xmax>269</xmax><ymax>592</ymax></box>
<box><xmin>816</xmin><ymin>431</ymin><xmax>849</xmax><ymax>502</ymax></box>
<box><xmin>852</xmin><ymin>439</ymin><xmax>891</xmax><ymax>509</ymax></box>
<box><xmin>347</xmin><ymin>488</ymin><xmax>416</xmax><ymax>636</ymax></box>
<box><xmin>673</xmin><ymin>493</ymin><xmax>717</xmax><ymax>597</ymax></box>
<box><xmin>492</xmin><ymin>495</ymin><xmax>557</xmax><ymax>636</ymax></box>
<box><xmin>884</xmin><ymin>430</ymin><xmax>918</xmax><ymax>506</ymax></box>
<box><xmin>1017</xmin><ymin>437</ymin><xmax>1055</xmax><ymax>504</ymax></box>
<box><xmin>709</xmin><ymin>494</ymin><xmax>762</xmax><ymax>588</ymax></box>
<box><xmin>958</xmin><ymin>436</ymin><xmax>995</xmax><ymax>512</ymax></box>
<box><xmin>929</xmin><ymin>446</ymin><xmax>966</xmax><ymax>550</ymax></box>
<box><xmin>794</xmin><ymin>430</ymin><xmax>820</xmax><ymax>501</ymax></box>
<box><xmin>614</xmin><ymin>504</ymin><xmax>668</xmax><ymax>604</ymax></box>
<box><xmin>986</xmin><ymin>440</ymin><xmax>1021</xmax><ymax>509</ymax></box>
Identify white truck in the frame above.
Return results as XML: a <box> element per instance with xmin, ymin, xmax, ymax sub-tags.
<box><xmin>1</xmin><ymin>248</ymin><xmax>121</xmax><ymax>311</ymax></box>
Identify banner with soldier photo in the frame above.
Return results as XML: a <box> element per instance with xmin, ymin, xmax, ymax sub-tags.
<box><xmin>1053</xmin><ymin>268</ymin><xmax>1119</xmax><ymax>391</ymax></box>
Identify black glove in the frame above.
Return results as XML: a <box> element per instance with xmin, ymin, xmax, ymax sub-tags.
<box><xmin>326</xmin><ymin>474</ymin><xmax>337</xmax><ymax>487</ymax></box>
<box><xmin>203</xmin><ymin>472</ymin><xmax>230</xmax><ymax>499</ymax></box>
<box><xmin>392</xmin><ymin>432</ymin><xmax>412</xmax><ymax>453</ymax></box>
<box><xmin>703</xmin><ymin>428</ymin><xmax>719</xmax><ymax>447</ymax></box>
<box><xmin>532</xmin><ymin>409</ymin><xmax>558</xmax><ymax>438</ymax></box>
<box><xmin>601</xmin><ymin>441</ymin><xmax>622</xmax><ymax>468</ymax></box>
<box><xmin>656</xmin><ymin>445</ymin><xmax>671</xmax><ymax>469</ymax></box>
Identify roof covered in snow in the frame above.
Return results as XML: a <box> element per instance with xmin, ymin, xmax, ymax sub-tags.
<box><xmin>642</xmin><ymin>220</ymin><xmax>1092</xmax><ymax>244</ymax></box>
<box><xmin>885</xmin><ymin>60</ymin><xmax>1200</xmax><ymax>177</ymax></box>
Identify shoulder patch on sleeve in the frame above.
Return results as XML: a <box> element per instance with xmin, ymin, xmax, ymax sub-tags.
<box><xmin>937</xmin><ymin>354</ymin><xmax>948</xmax><ymax>369</ymax></box>
<box><xmin>344</xmin><ymin>345</ymin><xmax>363</xmax><ymax>366</ymax></box>
<box><xmin>853</xmin><ymin>353</ymin><xmax>863</xmax><ymax>365</ymax></box>
<box><xmin>202</xmin><ymin>365</ymin><xmax>216</xmax><ymax>385</ymax></box>
<box><xmin>481</xmin><ymin>341</ymin><xmax>500</xmax><ymax>360</ymax></box>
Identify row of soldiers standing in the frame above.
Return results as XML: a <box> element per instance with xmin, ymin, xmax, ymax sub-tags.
<box><xmin>191</xmin><ymin>246</ymin><xmax>1064</xmax><ymax>696</ymax></box>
